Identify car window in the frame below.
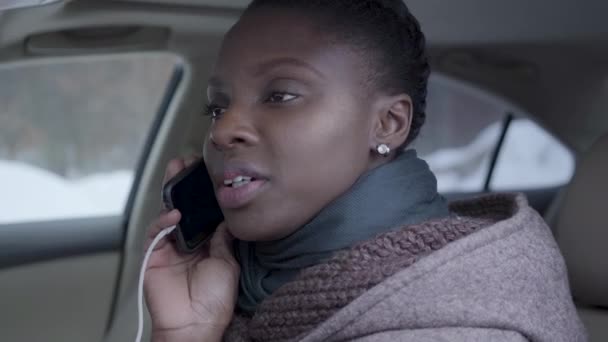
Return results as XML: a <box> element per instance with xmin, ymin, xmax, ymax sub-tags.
<box><xmin>490</xmin><ymin>118</ymin><xmax>575</xmax><ymax>190</ymax></box>
<box><xmin>414</xmin><ymin>75</ymin><xmax>504</xmax><ymax>193</ymax></box>
<box><xmin>0</xmin><ymin>53</ymin><xmax>178</xmax><ymax>224</ymax></box>
<box><xmin>415</xmin><ymin>74</ymin><xmax>574</xmax><ymax>193</ymax></box>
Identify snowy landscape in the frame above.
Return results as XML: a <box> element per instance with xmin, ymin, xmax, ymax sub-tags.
<box><xmin>425</xmin><ymin>119</ymin><xmax>575</xmax><ymax>192</ymax></box>
<box><xmin>0</xmin><ymin>119</ymin><xmax>574</xmax><ymax>224</ymax></box>
<box><xmin>0</xmin><ymin>56</ymin><xmax>576</xmax><ymax>224</ymax></box>
<box><xmin>1</xmin><ymin>161</ymin><xmax>133</xmax><ymax>223</ymax></box>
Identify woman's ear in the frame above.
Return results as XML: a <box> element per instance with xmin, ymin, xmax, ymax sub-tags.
<box><xmin>370</xmin><ymin>94</ymin><xmax>413</xmax><ymax>153</ymax></box>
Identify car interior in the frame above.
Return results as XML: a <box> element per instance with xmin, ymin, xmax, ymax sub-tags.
<box><xmin>0</xmin><ymin>0</ymin><xmax>606</xmax><ymax>341</ymax></box>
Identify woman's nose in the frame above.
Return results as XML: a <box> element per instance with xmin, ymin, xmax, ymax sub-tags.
<box><xmin>209</xmin><ymin>108</ymin><xmax>259</xmax><ymax>151</ymax></box>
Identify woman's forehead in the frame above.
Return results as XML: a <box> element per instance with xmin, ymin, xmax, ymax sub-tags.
<box><xmin>213</xmin><ymin>10</ymin><xmax>365</xmax><ymax>85</ymax></box>
<box><xmin>221</xmin><ymin>10</ymin><xmax>327</xmax><ymax>60</ymax></box>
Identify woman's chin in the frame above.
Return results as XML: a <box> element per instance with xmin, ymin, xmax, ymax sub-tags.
<box><xmin>223</xmin><ymin>214</ymin><xmax>292</xmax><ymax>242</ymax></box>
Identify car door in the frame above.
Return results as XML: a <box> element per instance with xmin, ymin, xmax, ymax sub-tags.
<box><xmin>0</xmin><ymin>52</ymin><xmax>183</xmax><ymax>342</ymax></box>
<box><xmin>416</xmin><ymin>73</ymin><xmax>576</xmax><ymax>216</ymax></box>
<box><xmin>0</xmin><ymin>4</ymin><xmax>191</xmax><ymax>342</ymax></box>
<box><xmin>0</xmin><ymin>1</ymin><xmax>238</xmax><ymax>341</ymax></box>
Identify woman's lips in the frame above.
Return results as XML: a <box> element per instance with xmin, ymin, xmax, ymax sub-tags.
<box><xmin>216</xmin><ymin>179</ymin><xmax>268</xmax><ymax>209</ymax></box>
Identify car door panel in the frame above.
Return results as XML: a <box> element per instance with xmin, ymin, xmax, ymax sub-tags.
<box><xmin>0</xmin><ymin>219</ymin><xmax>122</xmax><ymax>341</ymax></box>
<box><xmin>0</xmin><ymin>252</ymin><xmax>119</xmax><ymax>342</ymax></box>
<box><xmin>0</xmin><ymin>217</ymin><xmax>123</xmax><ymax>269</ymax></box>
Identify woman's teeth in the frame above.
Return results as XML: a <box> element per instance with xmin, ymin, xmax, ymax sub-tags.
<box><xmin>224</xmin><ymin>176</ymin><xmax>253</xmax><ymax>188</ymax></box>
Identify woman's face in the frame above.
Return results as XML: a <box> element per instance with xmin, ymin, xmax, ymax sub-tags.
<box><xmin>203</xmin><ymin>8</ymin><xmax>383</xmax><ymax>241</ymax></box>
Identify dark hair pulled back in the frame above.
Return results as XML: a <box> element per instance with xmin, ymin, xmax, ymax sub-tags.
<box><xmin>246</xmin><ymin>0</ymin><xmax>430</xmax><ymax>147</ymax></box>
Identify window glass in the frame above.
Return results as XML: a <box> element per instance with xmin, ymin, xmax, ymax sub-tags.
<box><xmin>414</xmin><ymin>75</ymin><xmax>503</xmax><ymax>193</ymax></box>
<box><xmin>490</xmin><ymin>119</ymin><xmax>575</xmax><ymax>190</ymax></box>
<box><xmin>414</xmin><ymin>74</ymin><xmax>574</xmax><ymax>194</ymax></box>
<box><xmin>0</xmin><ymin>54</ymin><xmax>177</xmax><ymax>224</ymax></box>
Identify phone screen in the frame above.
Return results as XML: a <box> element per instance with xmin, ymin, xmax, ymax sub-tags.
<box><xmin>164</xmin><ymin>160</ymin><xmax>224</xmax><ymax>251</ymax></box>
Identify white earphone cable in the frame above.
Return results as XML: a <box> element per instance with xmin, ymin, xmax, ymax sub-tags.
<box><xmin>135</xmin><ymin>225</ymin><xmax>176</xmax><ymax>342</ymax></box>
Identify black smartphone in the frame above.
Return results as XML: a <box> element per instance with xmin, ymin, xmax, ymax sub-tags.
<box><xmin>162</xmin><ymin>159</ymin><xmax>224</xmax><ymax>253</ymax></box>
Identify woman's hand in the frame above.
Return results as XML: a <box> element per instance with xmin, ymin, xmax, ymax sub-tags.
<box><xmin>144</xmin><ymin>158</ymin><xmax>240</xmax><ymax>342</ymax></box>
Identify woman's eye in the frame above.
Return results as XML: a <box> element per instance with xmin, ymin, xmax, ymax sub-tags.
<box><xmin>204</xmin><ymin>104</ymin><xmax>226</xmax><ymax>118</ymax></box>
<box><xmin>265</xmin><ymin>92</ymin><xmax>298</xmax><ymax>103</ymax></box>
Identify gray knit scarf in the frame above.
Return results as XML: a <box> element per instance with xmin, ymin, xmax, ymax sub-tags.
<box><xmin>235</xmin><ymin>149</ymin><xmax>449</xmax><ymax>314</ymax></box>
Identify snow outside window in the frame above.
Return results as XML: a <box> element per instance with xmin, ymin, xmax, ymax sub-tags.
<box><xmin>415</xmin><ymin>74</ymin><xmax>574</xmax><ymax>193</ymax></box>
<box><xmin>0</xmin><ymin>54</ymin><xmax>177</xmax><ymax>224</ymax></box>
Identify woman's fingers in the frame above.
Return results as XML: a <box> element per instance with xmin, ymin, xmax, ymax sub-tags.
<box><xmin>163</xmin><ymin>158</ymin><xmax>186</xmax><ymax>185</ymax></box>
<box><xmin>145</xmin><ymin>209</ymin><xmax>181</xmax><ymax>252</ymax></box>
<box><xmin>183</xmin><ymin>154</ymin><xmax>201</xmax><ymax>169</ymax></box>
<box><xmin>161</xmin><ymin>159</ymin><xmax>185</xmax><ymax>209</ymax></box>
<box><xmin>163</xmin><ymin>155</ymin><xmax>202</xmax><ymax>185</ymax></box>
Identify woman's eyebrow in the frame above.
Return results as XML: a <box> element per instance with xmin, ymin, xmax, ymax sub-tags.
<box><xmin>252</xmin><ymin>57</ymin><xmax>325</xmax><ymax>80</ymax></box>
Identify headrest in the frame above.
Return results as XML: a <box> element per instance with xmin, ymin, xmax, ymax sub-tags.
<box><xmin>556</xmin><ymin>133</ymin><xmax>608</xmax><ymax>308</ymax></box>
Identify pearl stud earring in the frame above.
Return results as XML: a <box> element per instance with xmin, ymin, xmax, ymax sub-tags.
<box><xmin>377</xmin><ymin>144</ymin><xmax>390</xmax><ymax>156</ymax></box>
